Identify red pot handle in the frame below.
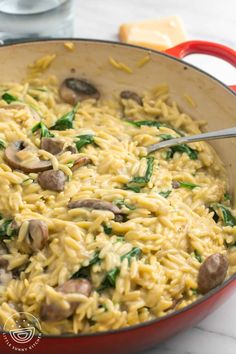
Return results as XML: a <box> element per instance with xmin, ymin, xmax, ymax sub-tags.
<box><xmin>165</xmin><ymin>40</ymin><xmax>236</xmax><ymax>92</ymax></box>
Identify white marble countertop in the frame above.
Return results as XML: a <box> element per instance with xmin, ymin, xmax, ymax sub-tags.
<box><xmin>74</xmin><ymin>1</ymin><xmax>236</xmax><ymax>353</ymax></box>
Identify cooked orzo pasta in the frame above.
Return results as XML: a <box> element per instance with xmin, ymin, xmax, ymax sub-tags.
<box><xmin>0</xmin><ymin>72</ymin><xmax>235</xmax><ymax>335</ymax></box>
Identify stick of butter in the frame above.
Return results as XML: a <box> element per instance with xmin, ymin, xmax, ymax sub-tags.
<box><xmin>119</xmin><ymin>16</ymin><xmax>187</xmax><ymax>51</ymax></box>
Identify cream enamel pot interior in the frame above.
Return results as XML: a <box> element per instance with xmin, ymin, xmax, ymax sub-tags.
<box><xmin>0</xmin><ymin>38</ymin><xmax>236</xmax><ymax>354</ymax></box>
<box><xmin>0</xmin><ymin>39</ymin><xmax>235</xmax><ymax>191</ymax></box>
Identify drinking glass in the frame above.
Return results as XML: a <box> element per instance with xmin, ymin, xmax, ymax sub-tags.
<box><xmin>0</xmin><ymin>0</ymin><xmax>74</xmax><ymax>40</ymax></box>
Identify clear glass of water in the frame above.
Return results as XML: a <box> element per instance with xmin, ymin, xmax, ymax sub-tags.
<box><xmin>0</xmin><ymin>0</ymin><xmax>74</xmax><ymax>40</ymax></box>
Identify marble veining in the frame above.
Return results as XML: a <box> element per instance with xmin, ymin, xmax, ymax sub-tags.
<box><xmin>73</xmin><ymin>1</ymin><xmax>236</xmax><ymax>353</ymax></box>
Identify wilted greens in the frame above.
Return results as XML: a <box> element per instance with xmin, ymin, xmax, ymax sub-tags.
<box><xmin>114</xmin><ymin>199</ymin><xmax>136</xmax><ymax>210</ymax></box>
<box><xmin>2</xmin><ymin>93</ymin><xmax>18</xmax><ymax>104</ymax></box>
<box><xmin>166</xmin><ymin>144</ymin><xmax>198</xmax><ymax>160</ymax></box>
<box><xmin>75</xmin><ymin>134</ymin><xmax>95</xmax><ymax>152</ymax></box>
<box><xmin>51</xmin><ymin>103</ymin><xmax>79</xmax><ymax>130</ymax></box>
<box><xmin>178</xmin><ymin>181</ymin><xmax>200</xmax><ymax>190</ymax></box>
<box><xmin>98</xmin><ymin>247</ymin><xmax>142</xmax><ymax>291</ymax></box>
<box><xmin>124</xmin><ymin>156</ymin><xmax>154</xmax><ymax>192</ymax></box>
<box><xmin>0</xmin><ymin>139</ymin><xmax>6</xmax><ymax>150</ymax></box>
<box><xmin>193</xmin><ymin>250</ymin><xmax>202</xmax><ymax>263</ymax></box>
<box><xmin>32</xmin><ymin>122</ymin><xmax>54</xmax><ymax>138</ymax></box>
<box><xmin>211</xmin><ymin>203</ymin><xmax>236</xmax><ymax>227</ymax></box>
<box><xmin>71</xmin><ymin>250</ymin><xmax>100</xmax><ymax>279</ymax></box>
<box><xmin>0</xmin><ymin>218</ymin><xmax>18</xmax><ymax>241</ymax></box>
<box><xmin>159</xmin><ymin>190</ymin><xmax>172</xmax><ymax>198</ymax></box>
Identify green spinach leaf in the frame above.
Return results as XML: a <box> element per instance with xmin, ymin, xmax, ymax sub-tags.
<box><xmin>0</xmin><ymin>219</ymin><xmax>18</xmax><ymax>241</ymax></box>
<box><xmin>126</xmin><ymin>120</ymin><xmax>184</xmax><ymax>136</ymax></box>
<box><xmin>124</xmin><ymin>185</ymin><xmax>141</xmax><ymax>193</ymax></box>
<box><xmin>120</xmin><ymin>247</ymin><xmax>142</xmax><ymax>265</ymax></box>
<box><xmin>193</xmin><ymin>250</ymin><xmax>202</xmax><ymax>263</ymax></box>
<box><xmin>211</xmin><ymin>203</ymin><xmax>236</xmax><ymax>227</ymax></box>
<box><xmin>98</xmin><ymin>267</ymin><xmax>120</xmax><ymax>291</ymax></box>
<box><xmin>75</xmin><ymin>134</ymin><xmax>95</xmax><ymax>152</ymax></box>
<box><xmin>103</xmin><ymin>223</ymin><xmax>112</xmax><ymax>235</ymax></box>
<box><xmin>71</xmin><ymin>250</ymin><xmax>100</xmax><ymax>279</ymax></box>
<box><xmin>223</xmin><ymin>193</ymin><xmax>230</xmax><ymax>201</ymax></box>
<box><xmin>166</xmin><ymin>144</ymin><xmax>198</xmax><ymax>160</ymax></box>
<box><xmin>0</xmin><ymin>139</ymin><xmax>6</xmax><ymax>150</ymax></box>
<box><xmin>159</xmin><ymin>134</ymin><xmax>174</xmax><ymax>141</ymax></box>
<box><xmin>126</xmin><ymin>120</ymin><xmax>163</xmax><ymax>128</ymax></box>
<box><xmin>51</xmin><ymin>103</ymin><xmax>79</xmax><ymax>130</ymax></box>
<box><xmin>32</xmin><ymin>122</ymin><xmax>54</xmax><ymax>138</ymax></box>
<box><xmin>124</xmin><ymin>156</ymin><xmax>154</xmax><ymax>192</ymax></box>
<box><xmin>98</xmin><ymin>247</ymin><xmax>141</xmax><ymax>291</ymax></box>
<box><xmin>159</xmin><ymin>190</ymin><xmax>172</xmax><ymax>198</ymax></box>
<box><xmin>178</xmin><ymin>181</ymin><xmax>200</xmax><ymax>190</ymax></box>
<box><xmin>2</xmin><ymin>93</ymin><xmax>18</xmax><ymax>104</ymax></box>
<box><xmin>190</xmin><ymin>288</ymin><xmax>199</xmax><ymax>295</ymax></box>
<box><xmin>114</xmin><ymin>199</ymin><xmax>136</xmax><ymax>210</ymax></box>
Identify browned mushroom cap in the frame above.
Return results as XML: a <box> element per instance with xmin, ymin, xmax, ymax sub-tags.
<box><xmin>198</xmin><ymin>253</ymin><xmax>228</xmax><ymax>294</ymax></box>
<box><xmin>39</xmin><ymin>303</ymin><xmax>72</xmax><ymax>322</ymax></box>
<box><xmin>4</xmin><ymin>141</ymin><xmax>52</xmax><ymax>173</ymax></box>
<box><xmin>27</xmin><ymin>220</ymin><xmax>48</xmax><ymax>253</ymax></box>
<box><xmin>120</xmin><ymin>90</ymin><xmax>143</xmax><ymax>106</ymax></box>
<box><xmin>172</xmin><ymin>181</ymin><xmax>181</xmax><ymax>189</ymax></box>
<box><xmin>71</xmin><ymin>156</ymin><xmax>91</xmax><ymax>171</ymax></box>
<box><xmin>38</xmin><ymin>170</ymin><xmax>66</xmax><ymax>192</ymax></box>
<box><xmin>57</xmin><ymin>279</ymin><xmax>92</xmax><ymax>297</ymax></box>
<box><xmin>59</xmin><ymin>78</ymin><xmax>100</xmax><ymax>105</ymax></box>
<box><xmin>68</xmin><ymin>199</ymin><xmax>121</xmax><ymax>214</ymax></box>
<box><xmin>40</xmin><ymin>279</ymin><xmax>92</xmax><ymax>322</ymax></box>
<box><xmin>41</xmin><ymin>138</ymin><xmax>64</xmax><ymax>155</ymax></box>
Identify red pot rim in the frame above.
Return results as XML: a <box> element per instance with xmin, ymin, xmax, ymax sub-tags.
<box><xmin>0</xmin><ymin>37</ymin><xmax>235</xmax><ymax>339</ymax></box>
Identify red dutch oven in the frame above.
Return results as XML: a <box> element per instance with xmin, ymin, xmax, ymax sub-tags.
<box><xmin>0</xmin><ymin>38</ymin><xmax>236</xmax><ymax>354</ymax></box>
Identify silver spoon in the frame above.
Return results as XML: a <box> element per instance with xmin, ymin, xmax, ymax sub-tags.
<box><xmin>146</xmin><ymin>126</ymin><xmax>236</xmax><ymax>154</ymax></box>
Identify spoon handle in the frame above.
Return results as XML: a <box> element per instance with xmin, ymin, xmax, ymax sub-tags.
<box><xmin>146</xmin><ymin>126</ymin><xmax>236</xmax><ymax>154</ymax></box>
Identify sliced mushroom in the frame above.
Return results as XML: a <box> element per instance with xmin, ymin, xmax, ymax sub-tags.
<box><xmin>39</xmin><ymin>303</ymin><xmax>72</xmax><ymax>322</ymax></box>
<box><xmin>120</xmin><ymin>90</ymin><xmax>143</xmax><ymax>106</ymax></box>
<box><xmin>71</xmin><ymin>156</ymin><xmax>91</xmax><ymax>171</ymax></box>
<box><xmin>57</xmin><ymin>279</ymin><xmax>92</xmax><ymax>297</ymax></box>
<box><xmin>59</xmin><ymin>78</ymin><xmax>100</xmax><ymax>105</ymax></box>
<box><xmin>23</xmin><ymin>220</ymin><xmax>48</xmax><ymax>253</ymax></box>
<box><xmin>68</xmin><ymin>199</ymin><xmax>121</xmax><ymax>214</ymax></box>
<box><xmin>4</xmin><ymin>141</ymin><xmax>52</xmax><ymax>173</ymax></box>
<box><xmin>198</xmin><ymin>253</ymin><xmax>228</xmax><ymax>294</ymax></box>
<box><xmin>40</xmin><ymin>279</ymin><xmax>92</xmax><ymax>322</ymax></box>
<box><xmin>38</xmin><ymin>170</ymin><xmax>66</xmax><ymax>192</ymax></box>
<box><xmin>41</xmin><ymin>138</ymin><xmax>64</xmax><ymax>155</ymax></box>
